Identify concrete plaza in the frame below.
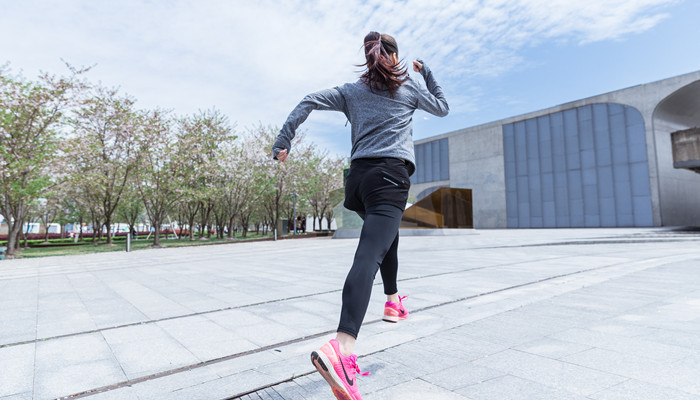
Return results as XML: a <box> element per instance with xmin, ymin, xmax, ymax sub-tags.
<box><xmin>1</xmin><ymin>228</ymin><xmax>700</xmax><ymax>400</ymax></box>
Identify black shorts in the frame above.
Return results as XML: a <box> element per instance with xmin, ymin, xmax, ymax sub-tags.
<box><xmin>344</xmin><ymin>158</ymin><xmax>410</xmax><ymax>213</ymax></box>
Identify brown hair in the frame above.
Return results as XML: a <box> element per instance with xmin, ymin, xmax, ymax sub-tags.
<box><xmin>359</xmin><ymin>31</ymin><xmax>408</xmax><ymax>97</ymax></box>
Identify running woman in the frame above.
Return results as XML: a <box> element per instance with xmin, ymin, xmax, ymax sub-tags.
<box><xmin>272</xmin><ymin>31</ymin><xmax>448</xmax><ymax>400</ymax></box>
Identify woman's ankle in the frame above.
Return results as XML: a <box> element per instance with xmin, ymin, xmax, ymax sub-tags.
<box><xmin>386</xmin><ymin>293</ymin><xmax>399</xmax><ymax>304</ymax></box>
<box><xmin>335</xmin><ymin>332</ymin><xmax>356</xmax><ymax>356</ymax></box>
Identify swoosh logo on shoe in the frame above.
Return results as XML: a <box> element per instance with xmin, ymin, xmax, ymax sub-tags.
<box><xmin>340</xmin><ymin>361</ymin><xmax>354</xmax><ymax>386</ymax></box>
<box><xmin>400</xmin><ymin>309</ymin><xmax>406</xmax><ymax>314</ymax></box>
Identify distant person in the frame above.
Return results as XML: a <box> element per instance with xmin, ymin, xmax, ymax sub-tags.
<box><xmin>272</xmin><ymin>31</ymin><xmax>448</xmax><ymax>399</ymax></box>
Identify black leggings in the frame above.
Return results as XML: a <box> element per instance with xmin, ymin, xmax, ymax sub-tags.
<box><xmin>338</xmin><ymin>158</ymin><xmax>410</xmax><ymax>338</ymax></box>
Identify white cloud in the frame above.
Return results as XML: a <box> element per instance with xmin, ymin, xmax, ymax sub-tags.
<box><xmin>0</xmin><ymin>0</ymin><xmax>679</xmax><ymax>155</ymax></box>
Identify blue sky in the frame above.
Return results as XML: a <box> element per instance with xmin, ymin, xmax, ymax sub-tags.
<box><xmin>2</xmin><ymin>0</ymin><xmax>699</xmax><ymax>158</ymax></box>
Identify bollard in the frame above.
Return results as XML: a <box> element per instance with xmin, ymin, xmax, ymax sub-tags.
<box><xmin>0</xmin><ymin>246</ymin><xmax>6</xmax><ymax>260</ymax></box>
<box><xmin>126</xmin><ymin>233</ymin><xmax>131</xmax><ymax>252</ymax></box>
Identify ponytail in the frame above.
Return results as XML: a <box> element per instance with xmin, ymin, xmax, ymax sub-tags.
<box><xmin>359</xmin><ymin>32</ymin><xmax>408</xmax><ymax>97</ymax></box>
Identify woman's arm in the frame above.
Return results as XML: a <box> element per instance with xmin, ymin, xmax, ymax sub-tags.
<box><xmin>413</xmin><ymin>59</ymin><xmax>449</xmax><ymax>117</ymax></box>
<box><xmin>272</xmin><ymin>87</ymin><xmax>347</xmax><ymax>160</ymax></box>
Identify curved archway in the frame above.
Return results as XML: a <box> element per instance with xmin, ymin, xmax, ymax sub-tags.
<box><xmin>652</xmin><ymin>79</ymin><xmax>700</xmax><ymax>225</ymax></box>
<box><xmin>416</xmin><ymin>185</ymin><xmax>446</xmax><ymax>201</ymax></box>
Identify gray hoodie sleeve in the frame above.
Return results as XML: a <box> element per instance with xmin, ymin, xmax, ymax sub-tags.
<box><xmin>272</xmin><ymin>87</ymin><xmax>347</xmax><ymax>159</ymax></box>
<box><xmin>415</xmin><ymin>59</ymin><xmax>449</xmax><ymax>117</ymax></box>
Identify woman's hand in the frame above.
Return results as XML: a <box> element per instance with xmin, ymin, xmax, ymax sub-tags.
<box><xmin>277</xmin><ymin>149</ymin><xmax>288</xmax><ymax>162</ymax></box>
<box><xmin>413</xmin><ymin>60</ymin><xmax>423</xmax><ymax>72</ymax></box>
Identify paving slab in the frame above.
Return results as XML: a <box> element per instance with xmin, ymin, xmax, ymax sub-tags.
<box><xmin>588</xmin><ymin>379</ymin><xmax>700</xmax><ymax>400</ymax></box>
<box><xmin>0</xmin><ymin>343</ymin><xmax>35</xmax><ymax>398</ymax></box>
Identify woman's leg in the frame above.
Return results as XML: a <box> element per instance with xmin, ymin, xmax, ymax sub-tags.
<box><xmin>379</xmin><ymin>233</ymin><xmax>400</xmax><ymax>298</ymax></box>
<box><xmin>336</xmin><ymin>204</ymin><xmax>404</xmax><ymax>353</ymax></box>
<box><xmin>354</xmin><ymin>212</ymin><xmax>400</xmax><ymax>299</ymax></box>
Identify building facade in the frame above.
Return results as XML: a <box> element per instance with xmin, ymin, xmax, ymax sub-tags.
<box><xmin>411</xmin><ymin>70</ymin><xmax>700</xmax><ymax>228</ymax></box>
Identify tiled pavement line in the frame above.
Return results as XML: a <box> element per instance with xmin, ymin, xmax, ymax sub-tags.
<box><xmin>62</xmin><ymin>253</ymin><xmax>695</xmax><ymax>399</ymax></box>
<box><xmin>0</xmin><ymin>286</ymin><xmax>341</xmax><ymax>350</ymax></box>
<box><xmin>510</xmin><ymin>238</ymin><xmax>700</xmax><ymax>247</ymax></box>
<box><xmin>0</xmin><ymin>247</ymin><xmax>608</xmax><ymax>350</ymax></box>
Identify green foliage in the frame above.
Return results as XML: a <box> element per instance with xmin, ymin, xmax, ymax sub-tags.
<box><xmin>1</xmin><ymin>64</ymin><xmax>352</xmax><ymax>255</ymax></box>
<box><xmin>62</xmin><ymin>85</ymin><xmax>142</xmax><ymax>244</ymax></box>
<box><xmin>0</xmin><ymin>64</ymin><xmax>88</xmax><ymax>256</ymax></box>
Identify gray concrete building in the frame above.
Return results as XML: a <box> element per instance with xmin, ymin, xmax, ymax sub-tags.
<box><xmin>411</xmin><ymin>70</ymin><xmax>700</xmax><ymax>228</ymax></box>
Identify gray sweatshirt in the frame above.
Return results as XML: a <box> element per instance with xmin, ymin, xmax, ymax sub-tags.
<box><xmin>272</xmin><ymin>61</ymin><xmax>449</xmax><ymax>176</ymax></box>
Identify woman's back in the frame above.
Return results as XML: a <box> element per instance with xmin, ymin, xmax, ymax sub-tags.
<box><xmin>337</xmin><ymin>74</ymin><xmax>447</xmax><ymax>174</ymax></box>
<box><xmin>272</xmin><ymin>60</ymin><xmax>447</xmax><ymax>176</ymax></box>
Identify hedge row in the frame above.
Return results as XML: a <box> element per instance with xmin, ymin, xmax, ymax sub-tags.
<box><xmin>0</xmin><ymin>229</ymin><xmax>189</xmax><ymax>241</ymax></box>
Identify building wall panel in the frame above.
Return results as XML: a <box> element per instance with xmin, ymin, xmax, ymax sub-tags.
<box><xmin>504</xmin><ymin>103</ymin><xmax>653</xmax><ymax>228</ymax></box>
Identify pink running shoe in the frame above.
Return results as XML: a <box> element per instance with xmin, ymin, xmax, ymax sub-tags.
<box><xmin>383</xmin><ymin>295</ymin><xmax>409</xmax><ymax>323</ymax></box>
<box><xmin>310</xmin><ymin>339</ymin><xmax>369</xmax><ymax>400</ymax></box>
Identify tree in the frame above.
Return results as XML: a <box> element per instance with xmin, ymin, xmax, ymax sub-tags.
<box><xmin>212</xmin><ymin>178</ymin><xmax>228</xmax><ymax>239</ymax></box>
<box><xmin>65</xmin><ymin>85</ymin><xmax>140</xmax><ymax>245</ymax></box>
<box><xmin>175</xmin><ymin>108</ymin><xmax>235</xmax><ymax>240</ymax></box>
<box><xmin>0</xmin><ymin>65</ymin><xmax>87</xmax><ymax>257</ymax></box>
<box><xmin>305</xmin><ymin>152</ymin><xmax>327</xmax><ymax>231</ymax></box>
<box><xmin>19</xmin><ymin>200</ymin><xmax>41</xmax><ymax>249</ymax></box>
<box><xmin>308</xmin><ymin>155</ymin><xmax>345</xmax><ymax>230</ymax></box>
<box><xmin>253</xmin><ymin>125</ymin><xmax>311</xmax><ymax>238</ymax></box>
<box><xmin>59</xmin><ymin>188</ymin><xmax>88</xmax><ymax>240</ymax></box>
<box><xmin>36</xmin><ymin>186</ymin><xmax>64</xmax><ymax>243</ymax></box>
<box><xmin>87</xmin><ymin>193</ymin><xmax>103</xmax><ymax>243</ymax></box>
<box><xmin>320</xmin><ymin>157</ymin><xmax>345</xmax><ymax>229</ymax></box>
<box><xmin>179</xmin><ymin>201</ymin><xmax>200</xmax><ymax>240</ymax></box>
<box><xmin>136</xmin><ymin>109</ymin><xmax>182</xmax><ymax>247</ymax></box>
<box><xmin>279</xmin><ymin>141</ymin><xmax>317</xmax><ymax>233</ymax></box>
<box><xmin>115</xmin><ymin>178</ymin><xmax>145</xmax><ymax>239</ymax></box>
<box><xmin>229</xmin><ymin>136</ymin><xmax>265</xmax><ymax>238</ymax></box>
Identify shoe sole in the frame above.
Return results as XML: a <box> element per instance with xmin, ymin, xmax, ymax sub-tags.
<box><xmin>311</xmin><ymin>350</ymin><xmax>353</xmax><ymax>400</ymax></box>
<box><xmin>382</xmin><ymin>315</ymin><xmax>399</xmax><ymax>323</ymax></box>
<box><xmin>382</xmin><ymin>317</ymin><xmax>408</xmax><ymax>323</ymax></box>
<box><xmin>382</xmin><ymin>311</ymin><xmax>408</xmax><ymax>323</ymax></box>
